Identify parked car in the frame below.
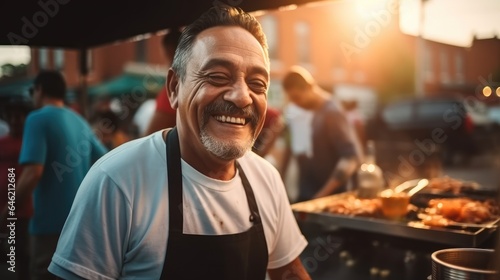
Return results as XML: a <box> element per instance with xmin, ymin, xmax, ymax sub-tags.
<box><xmin>489</xmin><ymin>105</ymin><xmax>500</xmax><ymax>126</ymax></box>
<box><xmin>366</xmin><ymin>96</ymin><xmax>495</xmax><ymax>165</ymax></box>
<box><xmin>489</xmin><ymin>105</ymin><xmax>500</xmax><ymax>147</ymax></box>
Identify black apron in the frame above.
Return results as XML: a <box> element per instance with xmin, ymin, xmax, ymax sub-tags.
<box><xmin>160</xmin><ymin>128</ymin><xmax>269</xmax><ymax>280</ymax></box>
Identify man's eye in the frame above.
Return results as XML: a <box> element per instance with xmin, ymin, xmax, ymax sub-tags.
<box><xmin>207</xmin><ymin>75</ymin><xmax>230</xmax><ymax>86</ymax></box>
<box><xmin>248</xmin><ymin>81</ymin><xmax>268</xmax><ymax>94</ymax></box>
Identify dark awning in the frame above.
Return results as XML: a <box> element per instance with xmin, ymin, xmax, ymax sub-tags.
<box><xmin>0</xmin><ymin>78</ymin><xmax>32</xmax><ymax>98</ymax></box>
<box><xmin>0</xmin><ymin>0</ymin><xmax>330</xmax><ymax>49</ymax></box>
<box><xmin>88</xmin><ymin>73</ymin><xmax>165</xmax><ymax>98</ymax></box>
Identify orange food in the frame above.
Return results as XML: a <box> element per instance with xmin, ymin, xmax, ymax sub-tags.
<box><xmin>426</xmin><ymin>177</ymin><xmax>479</xmax><ymax>194</ymax></box>
<box><xmin>425</xmin><ymin>198</ymin><xmax>498</xmax><ymax>224</ymax></box>
<box><xmin>322</xmin><ymin>195</ymin><xmax>382</xmax><ymax>217</ymax></box>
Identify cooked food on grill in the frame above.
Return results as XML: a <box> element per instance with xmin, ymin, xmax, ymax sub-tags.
<box><xmin>308</xmin><ymin>176</ymin><xmax>498</xmax><ymax>228</ymax></box>
<box><xmin>423</xmin><ymin>198</ymin><xmax>499</xmax><ymax>225</ymax></box>
<box><xmin>322</xmin><ymin>195</ymin><xmax>382</xmax><ymax>217</ymax></box>
<box><xmin>426</xmin><ymin>177</ymin><xmax>479</xmax><ymax>194</ymax></box>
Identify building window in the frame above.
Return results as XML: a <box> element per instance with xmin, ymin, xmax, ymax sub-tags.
<box><xmin>440</xmin><ymin>49</ymin><xmax>449</xmax><ymax>84</ymax></box>
<box><xmin>136</xmin><ymin>39</ymin><xmax>147</xmax><ymax>63</ymax></box>
<box><xmin>39</xmin><ymin>48</ymin><xmax>48</xmax><ymax>69</ymax></box>
<box><xmin>295</xmin><ymin>21</ymin><xmax>310</xmax><ymax>64</ymax></box>
<box><xmin>85</xmin><ymin>49</ymin><xmax>93</xmax><ymax>73</ymax></box>
<box><xmin>455</xmin><ymin>52</ymin><xmax>464</xmax><ymax>84</ymax></box>
<box><xmin>424</xmin><ymin>47</ymin><xmax>433</xmax><ymax>82</ymax></box>
<box><xmin>54</xmin><ymin>49</ymin><xmax>64</xmax><ymax>70</ymax></box>
<box><xmin>353</xmin><ymin>71</ymin><xmax>366</xmax><ymax>83</ymax></box>
<box><xmin>267</xmin><ymin>80</ymin><xmax>283</xmax><ymax>108</ymax></box>
<box><xmin>331</xmin><ymin>49</ymin><xmax>346</xmax><ymax>82</ymax></box>
<box><xmin>259</xmin><ymin>15</ymin><xmax>278</xmax><ymax>60</ymax></box>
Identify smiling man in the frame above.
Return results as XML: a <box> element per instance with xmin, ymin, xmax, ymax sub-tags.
<box><xmin>48</xmin><ymin>5</ymin><xmax>310</xmax><ymax>280</ymax></box>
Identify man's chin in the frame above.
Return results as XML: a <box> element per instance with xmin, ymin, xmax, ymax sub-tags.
<box><xmin>212</xmin><ymin>148</ymin><xmax>247</xmax><ymax>161</ymax></box>
<box><xmin>201</xmin><ymin>134</ymin><xmax>253</xmax><ymax>161</ymax></box>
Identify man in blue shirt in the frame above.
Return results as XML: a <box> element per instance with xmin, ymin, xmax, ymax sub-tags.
<box><xmin>2</xmin><ymin>70</ymin><xmax>107</xmax><ymax>280</ymax></box>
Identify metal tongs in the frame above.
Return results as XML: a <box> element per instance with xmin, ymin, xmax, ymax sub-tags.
<box><xmin>394</xmin><ymin>178</ymin><xmax>429</xmax><ymax>196</ymax></box>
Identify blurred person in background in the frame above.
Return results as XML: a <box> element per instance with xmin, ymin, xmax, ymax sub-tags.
<box><xmin>342</xmin><ymin>99</ymin><xmax>366</xmax><ymax>151</ymax></box>
<box><xmin>278</xmin><ymin>102</ymin><xmax>314</xmax><ymax>200</ymax></box>
<box><xmin>48</xmin><ymin>5</ymin><xmax>310</xmax><ymax>279</ymax></box>
<box><xmin>0</xmin><ymin>96</ymin><xmax>33</xmax><ymax>280</ymax></box>
<box><xmin>0</xmin><ymin>118</ymin><xmax>8</xmax><ymax>137</ymax></box>
<box><xmin>0</xmin><ymin>70</ymin><xmax>108</xmax><ymax>280</ymax></box>
<box><xmin>282</xmin><ymin>66</ymin><xmax>363</xmax><ymax>202</ymax></box>
<box><xmin>252</xmin><ymin>106</ymin><xmax>285</xmax><ymax>158</ymax></box>
<box><xmin>90</xmin><ymin>110</ymin><xmax>129</xmax><ymax>150</ymax></box>
<box><xmin>143</xmin><ymin>29</ymin><xmax>182</xmax><ymax>136</ymax></box>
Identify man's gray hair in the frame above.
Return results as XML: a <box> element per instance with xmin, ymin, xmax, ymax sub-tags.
<box><xmin>171</xmin><ymin>4</ymin><xmax>269</xmax><ymax>81</ymax></box>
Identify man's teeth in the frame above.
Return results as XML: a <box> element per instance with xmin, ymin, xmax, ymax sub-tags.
<box><xmin>215</xmin><ymin>115</ymin><xmax>246</xmax><ymax>125</ymax></box>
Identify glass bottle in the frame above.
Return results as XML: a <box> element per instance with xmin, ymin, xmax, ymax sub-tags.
<box><xmin>357</xmin><ymin>140</ymin><xmax>385</xmax><ymax>198</ymax></box>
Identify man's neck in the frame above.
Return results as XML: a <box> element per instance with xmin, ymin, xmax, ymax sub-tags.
<box><xmin>42</xmin><ymin>98</ymin><xmax>64</xmax><ymax>107</ymax></box>
<box><xmin>312</xmin><ymin>87</ymin><xmax>329</xmax><ymax>110</ymax></box>
<box><xmin>183</xmin><ymin>147</ymin><xmax>238</xmax><ymax>181</ymax></box>
<box><xmin>163</xmin><ymin>129</ymin><xmax>238</xmax><ymax>181</ymax></box>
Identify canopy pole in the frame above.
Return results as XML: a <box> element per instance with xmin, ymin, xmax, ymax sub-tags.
<box><xmin>78</xmin><ymin>48</ymin><xmax>89</xmax><ymax>119</ymax></box>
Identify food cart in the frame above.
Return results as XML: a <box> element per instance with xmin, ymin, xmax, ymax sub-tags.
<box><xmin>291</xmin><ymin>178</ymin><xmax>499</xmax><ymax>279</ymax></box>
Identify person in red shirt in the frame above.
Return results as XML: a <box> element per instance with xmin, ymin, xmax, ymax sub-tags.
<box><xmin>144</xmin><ymin>30</ymin><xmax>181</xmax><ymax>136</ymax></box>
<box><xmin>252</xmin><ymin>106</ymin><xmax>284</xmax><ymax>157</ymax></box>
<box><xmin>0</xmin><ymin>96</ymin><xmax>33</xmax><ymax>280</ymax></box>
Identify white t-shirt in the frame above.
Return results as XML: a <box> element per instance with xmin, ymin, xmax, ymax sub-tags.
<box><xmin>48</xmin><ymin>130</ymin><xmax>307</xmax><ymax>279</ymax></box>
<box><xmin>284</xmin><ymin>103</ymin><xmax>314</xmax><ymax>157</ymax></box>
<box><xmin>0</xmin><ymin>119</ymin><xmax>9</xmax><ymax>137</ymax></box>
<box><xmin>132</xmin><ymin>99</ymin><xmax>156</xmax><ymax>136</ymax></box>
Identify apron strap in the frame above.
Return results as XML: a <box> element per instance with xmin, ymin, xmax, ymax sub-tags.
<box><xmin>166</xmin><ymin>128</ymin><xmax>183</xmax><ymax>232</ymax></box>
<box><xmin>236</xmin><ymin>162</ymin><xmax>261</xmax><ymax>224</ymax></box>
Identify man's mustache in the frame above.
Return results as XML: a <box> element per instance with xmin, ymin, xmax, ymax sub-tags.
<box><xmin>203</xmin><ymin>101</ymin><xmax>259</xmax><ymax>127</ymax></box>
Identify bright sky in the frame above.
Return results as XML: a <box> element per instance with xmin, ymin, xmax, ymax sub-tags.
<box><xmin>0</xmin><ymin>0</ymin><xmax>499</xmax><ymax>68</ymax></box>
<box><xmin>399</xmin><ymin>0</ymin><xmax>500</xmax><ymax>46</ymax></box>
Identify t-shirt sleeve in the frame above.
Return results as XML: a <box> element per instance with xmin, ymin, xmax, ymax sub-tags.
<box><xmin>155</xmin><ymin>87</ymin><xmax>176</xmax><ymax>114</ymax></box>
<box><xmin>19</xmin><ymin>114</ymin><xmax>47</xmax><ymax>165</ymax></box>
<box><xmin>48</xmin><ymin>166</ymin><xmax>131</xmax><ymax>280</ymax></box>
<box><xmin>267</xmin><ymin>175</ymin><xmax>307</xmax><ymax>269</ymax></box>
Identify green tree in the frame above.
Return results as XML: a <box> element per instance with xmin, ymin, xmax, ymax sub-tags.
<box><xmin>1</xmin><ymin>63</ymin><xmax>27</xmax><ymax>78</ymax></box>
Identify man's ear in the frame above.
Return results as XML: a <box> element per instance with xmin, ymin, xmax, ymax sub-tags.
<box><xmin>166</xmin><ymin>68</ymin><xmax>179</xmax><ymax>109</ymax></box>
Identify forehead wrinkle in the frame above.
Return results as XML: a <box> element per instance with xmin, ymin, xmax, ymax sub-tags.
<box><xmin>193</xmin><ymin>26</ymin><xmax>270</xmax><ymax>69</ymax></box>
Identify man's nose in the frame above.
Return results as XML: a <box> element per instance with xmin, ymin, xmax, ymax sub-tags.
<box><xmin>223</xmin><ymin>79</ymin><xmax>253</xmax><ymax>108</ymax></box>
